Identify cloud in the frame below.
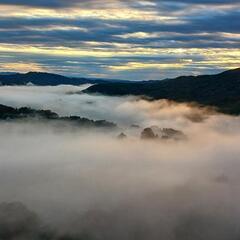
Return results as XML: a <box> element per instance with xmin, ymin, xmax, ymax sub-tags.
<box><xmin>0</xmin><ymin>0</ymin><xmax>239</xmax><ymax>79</ymax></box>
<box><xmin>0</xmin><ymin>0</ymin><xmax>91</xmax><ymax>8</ymax></box>
<box><xmin>0</xmin><ymin>86</ymin><xmax>240</xmax><ymax>239</ymax></box>
<box><xmin>108</xmin><ymin>62</ymin><xmax>187</xmax><ymax>71</ymax></box>
<box><xmin>0</xmin><ymin>62</ymin><xmax>47</xmax><ymax>72</ymax></box>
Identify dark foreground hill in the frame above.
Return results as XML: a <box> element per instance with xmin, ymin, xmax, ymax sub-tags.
<box><xmin>84</xmin><ymin>68</ymin><xmax>240</xmax><ymax>115</ymax></box>
<box><xmin>0</xmin><ymin>104</ymin><xmax>116</xmax><ymax>129</ymax></box>
<box><xmin>0</xmin><ymin>72</ymin><xmax>129</xmax><ymax>86</ymax></box>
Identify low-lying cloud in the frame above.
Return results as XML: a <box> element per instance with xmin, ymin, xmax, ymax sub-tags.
<box><xmin>0</xmin><ymin>85</ymin><xmax>240</xmax><ymax>239</ymax></box>
<box><xmin>0</xmin><ymin>85</ymin><xmax>216</xmax><ymax>128</ymax></box>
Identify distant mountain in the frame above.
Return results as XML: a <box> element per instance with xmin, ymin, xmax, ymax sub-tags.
<box><xmin>84</xmin><ymin>68</ymin><xmax>240</xmax><ymax>115</ymax></box>
<box><xmin>0</xmin><ymin>72</ymin><xmax>130</xmax><ymax>86</ymax></box>
<box><xmin>1</xmin><ymin>69</ymin><xmax>240</xmax><ymax>114</ymax></box>
<box><xmin>0</xmin><ymin>72</ymin><xmax>17</xmax><ymax>75</ymax></box>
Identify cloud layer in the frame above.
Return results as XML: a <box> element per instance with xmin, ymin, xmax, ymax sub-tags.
<box><xmin>0</xmin><ymin>0</ymin><xmax>239</xmax><ymax>79</ymax></box>
<box><xmin>0</xmin><ymin>85</ymin><xmax>216</xmax><ymax>128</ymax></box>
<box><xmin>1</xmin><ymin>85</ymin><xmax>240</xmax><ymax>239</ymax></box>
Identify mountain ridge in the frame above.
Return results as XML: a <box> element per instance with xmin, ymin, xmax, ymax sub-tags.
<box><xmin>0</xmin><ymin>71</ymin><xmax>131</xmax><ymax>86</ymax></box>
<box><xmin>0</xmin><ymin>104</ymin><xmax>117</xmax><ymax>129</ymax></box>
<box><xmin>1</xmin><ymin>68</ymin><xmax>240</xmax><ymax>114</ymax></box>
<box><xmin>84</xmin><ymin>68</ymin><xmax>240</xmax><ymax>115</ymax></box>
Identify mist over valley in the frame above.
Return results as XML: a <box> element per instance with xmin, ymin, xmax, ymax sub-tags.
<box><xmin>0</xmin><ymin>81</ymin><xmax>240</xmax><ymax>239</ymax></box>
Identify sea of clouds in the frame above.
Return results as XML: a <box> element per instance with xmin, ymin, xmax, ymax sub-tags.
<box><xmin>0</xmin><ymin>85</ymin><xmax>240</xmax><ymax>239</ymax></box>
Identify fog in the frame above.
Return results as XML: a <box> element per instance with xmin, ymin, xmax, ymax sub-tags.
<box><xmin>0</xmin><ymin>85</ymin><xmax>240</xmax><ymax>239</ymax></box>
<box><xmin>0</xmin><ymin>85</ymin><xmax>214</xmax><ymax>128</ymax></box>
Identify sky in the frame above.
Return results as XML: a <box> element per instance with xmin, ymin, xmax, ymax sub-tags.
<box><xmin>0</xmin><ymin>0</ymin><xmax>239</xmax><ymax>80</ymax></box>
